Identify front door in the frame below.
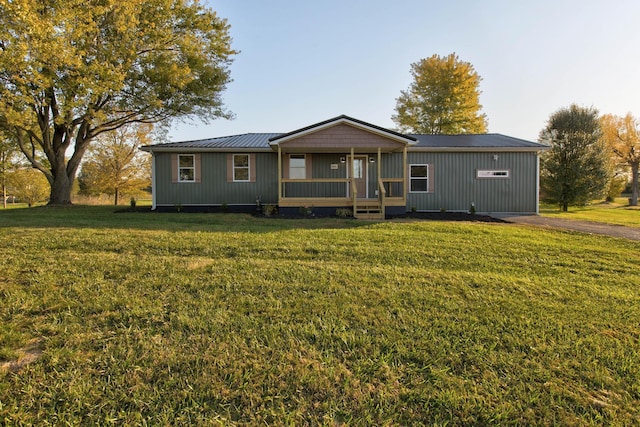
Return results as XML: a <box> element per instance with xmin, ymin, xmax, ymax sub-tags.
<box><xmin>348</xmin><ymin>155</ymin><xmax>367</xmax><ymax>198</ymax></box>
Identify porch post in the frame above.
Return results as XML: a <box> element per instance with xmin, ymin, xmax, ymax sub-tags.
<box><xmin>350</xmin><ymin>147</ymin><xmax>356</xmax><ymax>213</ymax></box>
<box><xmin>403</xmin><ymin>146</ymin><xmax>408</xmax><ymax>204</ymax></box>
<box><xmin>278</xmin><ymin>145</ymin><xmax>282</xmax><ymax>203</ymax></box>
<box><xmin>377</xmin><ymin>147</ymin><xmax>381</xmax><ymax>182</ymax></box>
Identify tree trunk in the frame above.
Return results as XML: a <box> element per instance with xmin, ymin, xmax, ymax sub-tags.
<box><xmin>562</xmin><ymin>202</ymin><xmax>568</xmax><ymax>212</ymax></box>
<box><xmin>45</xmin><ymin>125</ymin><xmax>92</xmax><ymax>205</ymax></box>
<box><xmin>48</xmin><ymin>156</ymin><xmax>73</xmax><ymax>205</ymax></box>
<box><xmin>48</xmin><ymin>166</ymin><xmax>73</xmax><ymax>205</ymax></box>
<box><xmin>630</xmin><ymin>163</ymin><xmax>639</xmax><ymax>207</ymax></box>
<box><xmin>114</xmin><ymin>188</ymin><xmax>119</xmax><ymax>206</ymax></box>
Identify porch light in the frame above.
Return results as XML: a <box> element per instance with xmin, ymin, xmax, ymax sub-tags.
<box><xmin>340</xmin><ymin>156</ymin><xmax>346</xmax><ymax>163</ymax></box>
<box><xmin>369</xmin><ymin>157</ymin><xmax>375</xmax><ymax>163</ymax></box>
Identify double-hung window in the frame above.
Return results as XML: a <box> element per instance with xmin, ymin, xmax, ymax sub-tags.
<box><xmin>178</xmin><ymin>155</ymin><xmax>195</xmax><ymax>182</ymax></box>
<box><xmin>410</xmin><ymin>164</ymin><xmax>429</xmax><ymax>192</ymax></box>
<box><xmin>289</xmin><ymin>154</ymin><xmax>306</xmax><ymax>179</ymax></box>
<box><xmin>233</xmin><ymin>154</ymin><xmax>250</xmax><ymax>181</ymax></box>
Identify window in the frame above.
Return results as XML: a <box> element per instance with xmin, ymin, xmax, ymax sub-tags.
<box><xmin>289</xmin><ymin>154</ymin><xmax>306</xmax><ymax>179</ymax></box>
<box><xmin>178</xmin><ymin>155</ymin><xmax>195</xmax><ymax>182</ymax></box>
<box><xmin>233</xmin><ymin>154</ymin><xmax>250</xmax><ymax>181</ymax></box>
<box><xmin>477</xmin><ymin>169</ymin><xmax>510</xmax><ymax>179</ymax></box>
<box><xmin>410</xmin><ymin>164</ymin><xmax>429</xmax><ymax>192</ymax></box>
<box><xmin>352</xmin><ymin>158</ymin><xmax>363</xmax><ymax>179</ymax></box>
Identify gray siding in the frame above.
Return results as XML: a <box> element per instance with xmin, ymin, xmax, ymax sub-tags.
<box><xmin>406</xmin><ymin>151</ymin><xmax>539</xmax><ymax>213</ymax></box>
<box><xmin>283</xmin><ymin>154</ymin><xmax>348</xmax><ymax>198</ymax></box>
<box><xmin>155</xmin><ymin>152</ymin><xmax>278</xmax><ymax>206</ymax></box>
<box><xmin>152</xmin><ymin>150</ymin><xmax>540</xmax><ymax>213</ymax></box>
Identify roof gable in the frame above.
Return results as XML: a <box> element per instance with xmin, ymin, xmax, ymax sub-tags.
<box><xmin>269</xmin><ymin>115</ymin><xmax>416</xmax><ymax>147</ymax></box>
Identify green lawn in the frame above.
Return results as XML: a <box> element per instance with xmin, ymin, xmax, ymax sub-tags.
<box><xmin>541</xmin><ymin>198</ymin><xmax>640</xmax><ymax>227</ymax></box>
<box><xmin>1</xmin><ymin>206</ymin><xmax>639</xmax><ymax>425</ymax></box>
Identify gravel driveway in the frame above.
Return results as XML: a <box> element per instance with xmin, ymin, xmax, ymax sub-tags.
<box><xmin>493</xmin><ymin>214</ymin><xmax>640</xmax><ymax>241</ymax></box>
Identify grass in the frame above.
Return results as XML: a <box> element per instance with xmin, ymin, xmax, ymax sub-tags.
<box><xmin>1</xmin><ymin>206</ymin><xmax>639</xmax><ymax>425</ymax></box>
<box><xmin>541</xmin><ymin>197</ymin><xmax>640</xmax><ymax>228</ymax></box>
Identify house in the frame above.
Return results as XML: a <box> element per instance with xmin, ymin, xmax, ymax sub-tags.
<box><xmin>140</xmin><ymin>115</ymin><xmax>548</xmax><ymax>218</ymax></box>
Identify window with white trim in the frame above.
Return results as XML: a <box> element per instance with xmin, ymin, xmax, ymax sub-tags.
<box><xmin>289</xmin><ymin>154</ymin><xmax>306</xmax><ymax>179</ymax></box>
<box><xmin>410</xmin><ymin>164</ymin><xmax>429</xmax><ymax>192</ymax></box>
<box><xmin>233</xmin><ymin>154</ymin><xmax>250</xmax><ymax>181</ymax></box>
<box><xmin>477</xmin><ymin>169</ymin><xmax>510</xmax><ymax>179</ymax></box>
<box><xmin>178</xmin><ymin>154</ymin><xmax>195</xmax><ymax>182</ymax></box>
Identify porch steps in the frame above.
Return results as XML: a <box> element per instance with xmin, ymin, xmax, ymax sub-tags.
<box><xmin>354</xmin><ymin>200</ymin><xmax>384</xmax><ymax>220</ymax></box>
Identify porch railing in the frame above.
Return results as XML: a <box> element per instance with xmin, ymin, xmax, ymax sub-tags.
<box><xmin>278</xmin><ymin>177</ymin><xmax>405</xmax><ymax>208</ymax></box>
<box><xmin>351</xmin><ymin>177</ymin><xmax>358</xmax><ymax>214</ymax></box>
<box><xmin>377</xmin><ymin>178</ymin><xmax>386</xmax><ymax>215</ymax></box>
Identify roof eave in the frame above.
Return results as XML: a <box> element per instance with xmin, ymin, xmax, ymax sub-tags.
<box><xmin>139</xmin><ymin>146</ymin><xmax>273</xmax><ymax>153</ymax></box>
<box><xmin>408</xmin><ymin>146</ymin><xmax>549</xmax><ymax>152</ymax></box>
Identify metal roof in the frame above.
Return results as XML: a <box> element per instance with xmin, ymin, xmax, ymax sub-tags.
<box><xmin>141</xmin><ymin>128</ymin><xmax>547</xmax><ymax>153</ymax></box>
<box><xmin>409</xmin><ymin>133</ymin><xmax>546</xmax><ymax>149</ymax></box>
<box><xmin>140</xmin><ymin>133</ymin><xmax>280</xmax><ymax>151</ymax></box>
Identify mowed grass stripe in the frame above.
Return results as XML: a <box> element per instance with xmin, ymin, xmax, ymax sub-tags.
<box><xmin>0</xmin><ymin>207</ymin><xmax>639</xmax><ymax>425</ymax></box>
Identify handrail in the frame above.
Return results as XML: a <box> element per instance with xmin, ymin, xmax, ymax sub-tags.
<box><xmin>351</xmin><ymin>178</ymin><xmax>357</xmax><ymax>214</ymax></box>
<box><xmin>377</xmin><ymin>178</ymin><xmax>386</xmax><ymax>217</ymax></box>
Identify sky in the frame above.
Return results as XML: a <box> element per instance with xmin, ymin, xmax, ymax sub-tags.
<box><xmin>169</xmin><ymin>0</ymin><xmax>640</xmax><ymax>143</ymax></box>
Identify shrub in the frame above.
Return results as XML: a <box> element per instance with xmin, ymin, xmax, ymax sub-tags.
<box><xmin>335</xmin><ymin>208</ymin><xmax>353</xmax><ymax>218</ymax></box>
<box><xmin>299</xmin><ymin>206</ymin><xmax>313</xmax><ymax>217</ymax></box>
<box><xmin>607</xmin><ymin>176</ymin><xmax>628</xmax><ymax>202</ymax></box>
<box><xmin>264</xmin><ymin>204</ymin><xmax>278</xmax><ymax>217</ymax></box>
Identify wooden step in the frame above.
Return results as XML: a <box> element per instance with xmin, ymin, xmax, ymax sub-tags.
<box><xmin>355</xmin><ymin>212</ymin><xmax>385</xmax><ymax>220</ymax></box>
<box><xmin>354</xmin><ymin>200</ymin><xmax>384</xmax><ymax>219</ymax></box>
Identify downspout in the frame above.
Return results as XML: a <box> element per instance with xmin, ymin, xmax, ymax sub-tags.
<box><xmin>536</xmin><ymin>152</ymin><xmax>540</xmax><ymax>215</ymax></box>
<box><xmin>151</xmin><ymin>152</ymin><xmax>157</xmax><ymax>210</ymax></box>
<box><xmin>277</xmin><ymin>145</ymin><xmax>282</xmax><ymax>203</ymax></box>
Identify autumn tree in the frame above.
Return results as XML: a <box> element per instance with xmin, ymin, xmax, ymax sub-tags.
<box><xmin>78</xmin><ymin>123</ymin><xmax>152</xmax><ymax>205</ymax></box>
<box><xmin>600</xmin><ymin>113</ymin><xmax>640</xmax><ymax>206</ymax></box>
<box><xmin>0</xmin><ymin>132</ymin><xmax>20</xmax><ymax>208</ymax></box>
<box><xmin>0</xmin><ymin>0</ymin><xmax>235</xmax><ymax>205</ymax></box>
<box><xmin>540</xmin><ymin>105</ymin><xmax>611</xmax><ymax>211</ymax></box>
<box><xmin>392</xmin><ymin>53</ymin><xmax>488</xmax><ymax>134</ymax></box>
<box><xmin>7</xmin><ymin>168</ymin><xmax>50</xmax><ymax>207</ymax></box>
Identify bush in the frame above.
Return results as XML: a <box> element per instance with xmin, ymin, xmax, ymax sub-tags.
<box><xmin>335</xmin><ymin>208</ymin><xmax>353</xmax><ymax>218</ymax></box>
<box><xmin>607</xmin><ymin>176</ymin><xmax>628</xmax><ymax>202</ymax></box>
<box><xmin>299</xmin><ymin>206</ymin><xmax>313</xmax><ymax>217</ymax></box>
<box><xmin>264</xmin><ymin>204</ymin><xmax>278</xmax><ymax>217</ymax></box>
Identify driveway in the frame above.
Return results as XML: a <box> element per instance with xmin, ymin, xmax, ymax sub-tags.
<box><xmin>493</xmin><ymin>214</ymin><xmax>640</xmax><ymax>241</ymax></box>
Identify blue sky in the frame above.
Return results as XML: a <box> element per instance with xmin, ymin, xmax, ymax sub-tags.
<box><xmin>170</xmin><ymin>0</ymin><xmax>640</xmax><ymax>142</ymax></box>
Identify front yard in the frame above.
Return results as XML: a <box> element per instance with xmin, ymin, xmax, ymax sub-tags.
<box><xmin>1</xmin><ymin>206</ymin><xmax>639</xmax><ymax>425</ymax></box>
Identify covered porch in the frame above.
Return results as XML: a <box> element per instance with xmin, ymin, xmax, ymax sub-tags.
<box><xmin>268</xmin><ymin>116</ymin><xmax>416</xmax><ymax>219</ymax></box>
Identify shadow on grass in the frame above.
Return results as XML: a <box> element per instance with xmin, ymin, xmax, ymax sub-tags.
<box><xmin>0</xmin><ymin>205</ymin><xmax>376</xmax><ymax>233</ymax></box>
<box><xmin>0</xmin><ymin>205</ymin><xmax>505</xmax><ymax>233</ymax></box>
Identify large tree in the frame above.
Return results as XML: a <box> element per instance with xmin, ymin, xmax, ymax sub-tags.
<box><xmin>540</xmin><ymin>105</ymin><xmax>611</xmax><ymax>211</ymax></box>
<box><xmin>600</xmin><ymin>113</ymin><xmax>640</xmax><ymax>206</ymax></box>
<box><xmin>0</xmin><ymin>0</ymin><xmax>235</xmax><ymax>205</ymax></box>
<box><xmin>78</xmin><ymin>123</ymin><xmax>152</xmax><ymax>205</ymax></box>
<box><xmin>392</xmin><ymin>53</ymin><xmax>488</xmax><ymax>134</ymax></box>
